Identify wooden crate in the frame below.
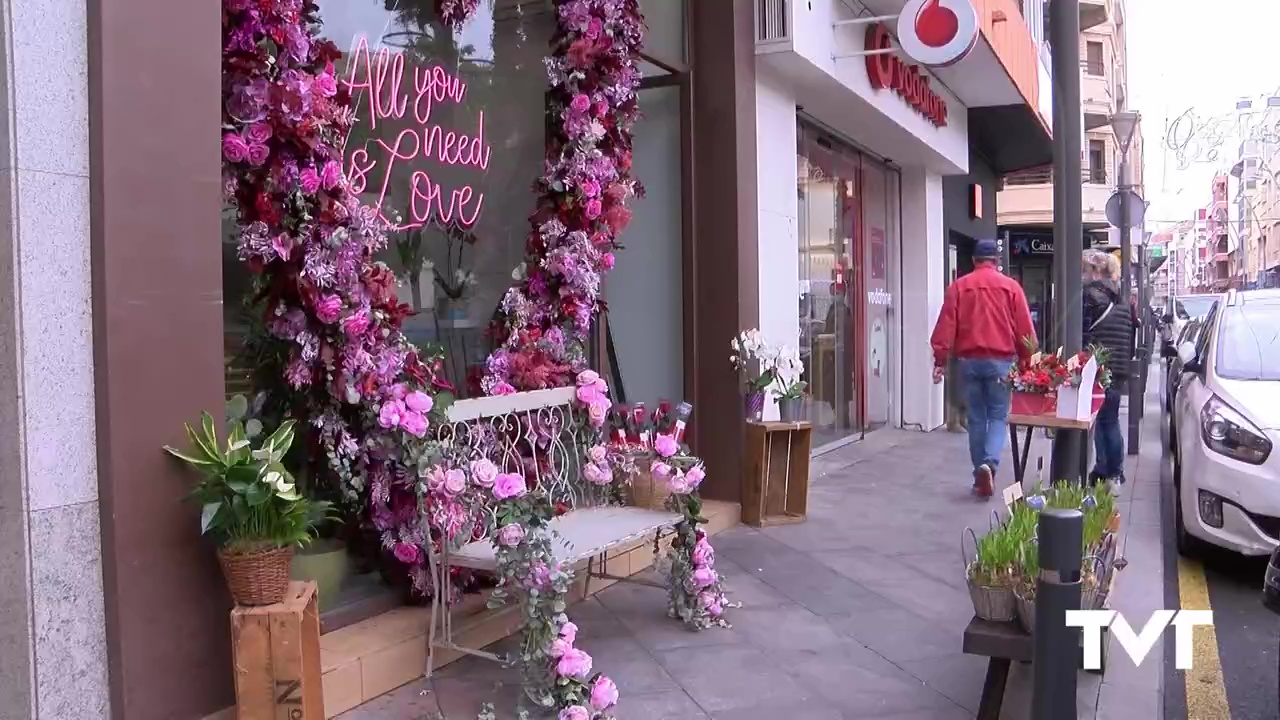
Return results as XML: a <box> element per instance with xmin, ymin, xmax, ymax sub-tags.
<box><xmin>230</xmin><ymin>581</ymin><xmax>325</xmax><ymax>720</ymax></box>
<box><xmin>742</xmin><ymin>421</ymin><xmax>812</xmax><ymax>527</ymax></box>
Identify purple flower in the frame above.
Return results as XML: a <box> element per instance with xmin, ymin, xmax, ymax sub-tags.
<box><xmin>392</xmin><ymin>542</ymin><xmax>421</xmax><ymax>565</ymax></box>
<box><xmin>244</xmin><ymin>122</ymin><xmax>273</xmax><ymax>145</ymax></box>
<box><xmin>583</xmin><ymin>461</ymin><xmax>611</xmax><ymax>485</ymax></box>
<box><xmin>692</xmin><ymin>566</ymin><xmax>718</xmax><ymax>588</ymax></box>
<box><xmin>558</xmin><ymin>707</ymin><xmax>590</xmax><ymax>720</ymax></box>
<box><xmin>585</xmin><ymin>198</ymin><xmax>603</xmax><ymax>219</ymax></box>
<box><xmin>246</xmin><ymin>143</ymin><xmax>270</xmax><ymax>166</ymax></box>
<box><xmin>299</xmin><ymin>167</ymin><xmax>321</xmax><ymax>194</ymax></box>
<box><xmin>492</xmin><ymin>473</ymin><xmax>527</xmax><ymax>500</ymax></box>
<box><xmin>400</xmin><ymin>410</ymin><xmax>428</xmax><ymax>438</ymax></box>
<box><xmin>686</xmin><ymin>464</ymin><xmax>706</xmax><ymax>490</ymax></box>
<box><xmin>342</xmin><ymin>311</ymin><xmax>371</xmax><ymax>338</ymax></box>
<box><xmin>590</xmin><ymin>675</ymin><xmax>619</xmax><ymax>711</ymax></box>
<box><xmin>470</xmin><ymin>459</ymin><xmax>498</xmax><ymax>488</ymax></box>
<box><xmin>221</xmin><ymin>133</ymin><xmax>250</xmax><ymax>163</ymax></box>
<box><xmin>570</xmin><ymin>93</ymin><xmax>591</xmax><ymax>114</ymax></box>
<box><xmin>378</xmin><ymin>400</ymin><xmax>406</xmax><ymax>429</ymax></box>
<box><xmin>321</xmin><ymin>160</ymin><xmax>344</xmax><ymax>190</ymax></box>
<box><xmin>556</xmin><ymin>648</ymin><xmax>593</xmax><ymax>679</ymax></box>
<box><xmin>496</xmin><ymin>523</ymin><xmax>525</xmax><ymax>547</ymax></box>
<box><xmin>442</xmin><ymin>469</ymin><xmax>467</xmax><ymax>496</ymax></box>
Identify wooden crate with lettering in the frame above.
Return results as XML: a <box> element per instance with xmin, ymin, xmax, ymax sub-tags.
<box><xmin>742</xmin><ymin>421</ymin><xmax>812</xmax><ymax>527</ymax></box>
<box><xmin>230</xmin><ymin>581</ymin><xmax>324</xmax><ymax>720</ymax></box>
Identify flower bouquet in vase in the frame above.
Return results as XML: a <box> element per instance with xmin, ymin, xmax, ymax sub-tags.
<box><xmin>1007</xmin><ymin>339</ymin><xmax>1071</xmax><ymax>416</ymax></box>
<box><xmin>730</xmin><ymin>329</ymin><xmax>776</xmax><ymax>422</ymax></box>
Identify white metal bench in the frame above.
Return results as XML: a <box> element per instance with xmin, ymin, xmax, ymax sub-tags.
<box><xmin>424</xmin><ymin>386</ymin><xmax>680</xmax><ymax>673</ymax></box>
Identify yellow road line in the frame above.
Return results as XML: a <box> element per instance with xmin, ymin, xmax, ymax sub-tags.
<box><xmin>1177</xmin><ymin>556</ymin><xmax>1232</xmax><ymax>719</ymax></box>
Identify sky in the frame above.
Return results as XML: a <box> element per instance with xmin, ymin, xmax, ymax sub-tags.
<box><xmin>1128</xmin><ymin>0</ymin><xmax>1280</xmax><ymax>230</ymax></box>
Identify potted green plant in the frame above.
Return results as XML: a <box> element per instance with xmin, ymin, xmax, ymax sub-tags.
<box><xmin>165</xmin><ymin>412</ymin><xmax>334</xmax><ymax>606</ymax></box>
<box><xmin>964</xmin><ymin>524</ymin><xmax>1019</xmax><ymax>622</ymax></box>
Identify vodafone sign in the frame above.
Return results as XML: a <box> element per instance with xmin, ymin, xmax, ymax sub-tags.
<box><xmin>865</xmin><ymin>24</ymin><xmax>949</xmax><ymax>128</ymax></box>
<box><xmin>898</xmin><ymin>0</ymin><xmax>979</xmax><ymax>67</ymax></box>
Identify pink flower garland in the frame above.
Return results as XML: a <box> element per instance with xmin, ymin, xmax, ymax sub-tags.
<box><xmin>222</xmin><ymin>0</ymin><xmax>453</xmax><ymax>594</ymax></box>
<box><xmin>480</xmin><ymin>0</ymin><xmax>645</xmax><ymax>395</ymax></box>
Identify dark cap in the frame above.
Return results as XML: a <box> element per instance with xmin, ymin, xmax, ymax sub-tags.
<box><xmin>974</xmin><ymin>238</ymin><xmax>1000</xmax><ymax>259</ymax></box>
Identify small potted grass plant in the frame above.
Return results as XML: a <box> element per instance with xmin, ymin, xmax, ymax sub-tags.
<box><xmin>165</xmin><ymin>412</ymin><xmax>334</xmax><ymax>606</ymax></box>
<box><xmin>964</xmin><ymin>524</ymin><xmax>1019</xmax><ymax>622</ymax></box>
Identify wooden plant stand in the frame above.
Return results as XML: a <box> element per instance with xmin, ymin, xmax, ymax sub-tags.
<box><xmin>230</xmin><ymin>581</ymin><xmax>324</xmax><ymax>720</ymax></box>
<box><xmin>742</xmin><ymin>421</ymin><xmax>811</xmax><ymax>527</ymax></box>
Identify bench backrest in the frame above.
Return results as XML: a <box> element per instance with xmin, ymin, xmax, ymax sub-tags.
<box><xmin>435</xmin><ymin>386</ymin><xmax>605</xmax><ymax>512</ymax></box>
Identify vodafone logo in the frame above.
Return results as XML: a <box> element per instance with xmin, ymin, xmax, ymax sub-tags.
<box><xmin>865</xmin><ymin>24</ymin><xmax>949</xmax><ymax>128</ymax></box>
<box><xmin>897</xmin><ymin>0</ymin><xmax>979</xmax><ymax>68</ymax></box>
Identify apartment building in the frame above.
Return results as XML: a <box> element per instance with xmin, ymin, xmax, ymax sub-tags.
<box><xmin>996</xmin><ymin>0</ymin><xmax>1142</xmax><ymax>341</ymax></box>
<box><xmin>1230</xmin><ymin>96</ymin><xmax>1280</xmax><ymax>288</ymax></box>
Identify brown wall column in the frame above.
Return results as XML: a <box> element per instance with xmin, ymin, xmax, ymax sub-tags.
<box><xmin>688</xmin><ymin>0</ymin><xmax>760</xmax><ymax>502</ymax></box>
<box><xmin>88</xmin><ymin>0</ymin><xmax>231</xmax><ymax>717</ymax></box>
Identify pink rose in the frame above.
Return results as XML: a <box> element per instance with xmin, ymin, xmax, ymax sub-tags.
<box><xmin>601</xmin><ymin>252</ymin><xmax>616</xmax><ymax>270</ymax></box>
<box><xmin>654</xmin><ymin>433</ymin><xmax>678</xmax><ymax>458</ymax></box>
<box><xmin>700</xmin><ymin>591</ymin><xmax>724</xmax><ymax>617</ymax></box>
<box><xmin>587</xmin><ymin>445</ymin><xmax>608</xmax><ymax>464</ymax></box>
<box><xmin>393</xmin><ymin>542</ymin><xmax>421</xmax><ymax>565</ymax></box>
<box><xmin>666</xmin><ymin>471</ymin><xmax>692</xmax><ymax>495</ymax></box>
<box><xmin>221</xmin><ymin>133</ymin><xmax>249</xmax><ymax>163</ymax></box>
<box><xmin>586</xmin><ymin>17</ymin><xmax>604</xmax><ymax>38</ymax></box>
<box><xmin>558</xmin><ymin>707</ymin><xmax>590</xmax><ymax>720</ymax></box>
<box><xmin>585</xmin><ymin>198</ymin><xmax>603</xmax><ymax>219</ymax></box>
<box><xmin>491</xmin><ymin>381</ymin><xmax>516</xmax><ymax>396</ymax></box>
<box><xmin>246</xmin><ymin>143</ymin><xmax>270</xmax><ymax>167</ymax></box>
<box><xmin>314</xmin><ymin>72</ymin><xmax>338</xmax><ymax>97</ymax></box>
<box><xmin>559</xmin><ymin>621</ymin><xmax>578</xmax><ymax>644</ymax></box>
<box><xmin>692</xmin><ymin>537</ymin><xmax>714</xmax><ymax>565</ymax></box>
<box><xmin>548</xmin><ymin>636</ymin><xmax>572</xmax><ymax>658</ymax></box>
<box><xmin>443</xmin><ymin>469</ymin><xmax>467</xmax><ymax>496</ymax></box>
<box><xmin>425</xmin><ymin>466</ymin><xmax>447</xmax><ymax>491</ymax></box>
<box><xmin>378</xmin><ymin>400</ymin><xmax>406</xmax><ymax>429</ymax></box>
<box><xmin>315</xmin><ymin>294</ymin><xmax>342</xmax><ymax>323</ymax></box>
<box><xmin>651</xmin><ymin>461</ymin><xmax>672</xmax><ymax>478</ymax></box>
<box><xmin>570</xmin><ymin>93</ymin><xmax>591</xmax><ymax>114</ymax></box>
<box><xmin>493</xmin><ymin>473</ymin><xmax>527</xmax><ymax>500</ymax></box>
<box><xmin>576</xmin><ymin>385</ymin><xmax>603</xmax><ymax>406</ymax></box>
<box><xmin>299</xmin><ymin>167</ymin><xmax>321</xmax><ymax>194</ymax></box>
<box><xmin>581</xmin><ymin>179</ymin><xmax>601</xmax><ymax>198</ymax></box>
<box><xmin>587</xmin><ymin>400</ymin><xmax>608</xmax><ymax>428</ymax></box>
<box><xmin>556</xmin><ymin>648</ymin><xmax>593</xmax><ymax>679</ymax></box>
<box><xmin>686</xmin><ymin>464</ymin><xmax>706</xmax><ymax>490</ymax></box>
<box><xmin>469</xmin><ymin>459</ymin><xmax>498</xmax><ymax>487</ymax></box>
<box><xmin>594</xmin><ymin>99</ymin><xmax>609</xmax><ymax>118</ymax></box>
<box><xmin>245</xmin><ymin>122</ymin><xmax>273</xmax><ymax>144</ymax></box>
<box><xmin>589</xmin><ymin>675</ymin><xmax>618</xmax><ymax>711</ymax></box>
<box><xmin>692</xmin><ymin>566</ymin><xmax>717</xmax><ymax>588</ymax></box>
<box><xmin>529</xmin><ymin>562</ymin><xmax>552</xmax><ymax>588</ymax></box>
<box><xmin>400</xmin><ymin>410</ymin><xmax>428</xmax><ymax>438</ymax></box>
<box><xmin>405</xmin><ymin>390</ymin><xmax>434</xmax><ymax>413</ymax></box>
<box><xmin>576</xmin><ymin>370</ymin><xmax>600</xmax><ymax>387</ymax></box>
<box><xmin>583</xmin><ymin>462</ymin><xmax>611</xmax><ymax>486</ymax></box>
<box><xmin>496</xmin><ymin>523</ymin><xmax>525</xmax><ymax>547</ymax></box>
<box><xmin>321</xmin><ymin>160</ymin><xmax>344</xmax><ymax>190</ymax></box>
<box><xmin>342</xmin><ymin>311</ymin><xmax>371</xmax><ymax>338</ymax></box>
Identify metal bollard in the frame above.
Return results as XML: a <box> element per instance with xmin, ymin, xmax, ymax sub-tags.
<box><xmin>1032</xmin><ymin>508</ymin><xmax>1084</xmax><ymax>720</ymax></box>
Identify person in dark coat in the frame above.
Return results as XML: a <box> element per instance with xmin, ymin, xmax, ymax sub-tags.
<box><xmin>1082</xmin><ymin>250</ymin><xmax>1135</xmax><ymax>486</ymax></box>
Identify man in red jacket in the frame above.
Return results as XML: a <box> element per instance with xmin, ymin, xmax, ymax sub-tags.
<box><xmin>930</xmin><ymin>239</ymin><xmax>1037</xmax><ymax>498</ymax></box>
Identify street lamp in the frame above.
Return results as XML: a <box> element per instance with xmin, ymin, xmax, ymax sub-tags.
<box><xmin>1109</xmin><ymin>109</ymin><xmax>1143</xmax><ymax>455</ymax></box>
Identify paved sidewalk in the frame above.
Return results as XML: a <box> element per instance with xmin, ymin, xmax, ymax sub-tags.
<box><xmin>341</xmin><ymin>376</ymin><xmax>1167</xmax><ymax>719</ymax></box>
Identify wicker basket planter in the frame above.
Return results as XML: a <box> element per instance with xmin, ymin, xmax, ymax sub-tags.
<box><xmin>1015</xmin><ymin>587</ymin><xmax>1035</xmax><ymax>633</ymax></box>
<box><xmin>966</xmin><ymin>563</ymin><xmax>1017</xmax><ymax>622</ymax></box>
<box><xmin>219</xmin><ymin>546</ymin><xmax>295</xmax><ymax>606</ymax></box>
<box><xmin>627</xmin><ymin>456</ymin><xmax>671</xmax><ymax>511</ymax></box>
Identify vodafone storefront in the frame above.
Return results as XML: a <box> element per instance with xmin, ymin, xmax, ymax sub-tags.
<box><xmin>755</xmin><ymin>1</ymin><xmax>976</xmax><ymax>446</ymax></box>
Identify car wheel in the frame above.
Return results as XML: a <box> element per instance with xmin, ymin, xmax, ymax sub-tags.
<box><xmin>1173</xmin><ymin>448</ymin><xmax>1203</xmax><ymax>557</ymax></box>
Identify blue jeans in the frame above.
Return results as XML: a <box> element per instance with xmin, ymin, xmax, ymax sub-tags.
<box><xmin>959</xmin><ymin>358</ymin><xmax>1013</xmax><ymax>477</ymax></box>
<box><xmin>1093</xmin><ymin>386</ymin><xmax>1125</xmax><ymax>478</ymax></box>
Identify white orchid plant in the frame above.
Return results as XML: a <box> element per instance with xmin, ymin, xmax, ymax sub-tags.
<box><xmin>769</xmin><ymin>345</ymin><xmax>807</xmax><ymax>400</ymax></box>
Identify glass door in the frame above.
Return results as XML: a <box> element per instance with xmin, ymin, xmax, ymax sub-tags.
<box><xmin>798</xmin><ymin>126</ymin><xmax>859</xmax><ymax>446</ymax></box>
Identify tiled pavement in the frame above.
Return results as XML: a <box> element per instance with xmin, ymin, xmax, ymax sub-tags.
<box><xmin>340</xmin><ymin>373</ymin><xmax>1167</xmax><ymax>719</ymax></box>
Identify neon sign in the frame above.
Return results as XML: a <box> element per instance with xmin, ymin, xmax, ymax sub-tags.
<box><xmin>343</xmin><ymin>36</ymin><xmax>492</xmax><ymax>231</ymax></box>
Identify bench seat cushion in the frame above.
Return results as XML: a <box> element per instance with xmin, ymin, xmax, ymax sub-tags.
<box><xmin>446</xmin><ymin>505</ymin><xmax>683</xmax><ymax>572</ymax></box>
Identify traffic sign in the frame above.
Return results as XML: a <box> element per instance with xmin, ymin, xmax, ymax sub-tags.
<box><xmin>1105</xmin><ymin>190</ymin><xmax>1146</xmax><ymax>229</ymax></box>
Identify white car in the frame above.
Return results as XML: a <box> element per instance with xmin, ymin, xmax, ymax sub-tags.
<box><xmin>1171</xmin><ymin>288</ymin><xmax>1280</xmax><ymax>556</ymax></box>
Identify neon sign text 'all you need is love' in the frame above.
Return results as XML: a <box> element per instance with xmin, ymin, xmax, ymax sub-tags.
<box><xmin>343</xmin><ymin>36</ymin><xmax>493</xmax><ymax>231</ymax></box>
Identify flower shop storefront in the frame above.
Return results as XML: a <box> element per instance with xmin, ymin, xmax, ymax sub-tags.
<box><xmin>0</xmin><ymin>0</ymin><xmax>767</xmax><ymax>719</ymax></box>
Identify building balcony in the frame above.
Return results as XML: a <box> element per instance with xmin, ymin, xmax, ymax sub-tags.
<box><xmin>1080</xmin><ymin>0</ymin><xmax>1111</xmax><ymax>31</ymax></box>
<box><xmin>1081</xmin><ymin>70</ymin><xmax>1112</xmax><ymax>130</ymax></box>
<box><xmin>996</xmin><ymin>168</ymin><xmax>1112</xmax><ymax>227</ymax></box>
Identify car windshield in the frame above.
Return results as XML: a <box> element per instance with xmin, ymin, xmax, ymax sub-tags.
<box><xmin>1176</xmin><ymin>296</ymin><xmax>1217</xmax><ymax>320</ymax></box>
<box><xmin>1216</xmin><ymin>301</ymin><xmax>1280</xmax><ymax>381</ymax></box>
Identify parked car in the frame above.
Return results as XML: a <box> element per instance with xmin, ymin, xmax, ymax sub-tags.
<box><xmin>1162</xmin><ymin>316</ymin><xmax>1206</xmax><ymax>415</ymax></box>
<box><xmin>1170</xmin><ymin>289</ymin><xmax>1280</xmax><ymax>556</ymax></box>
<box><xmin>1165</xmin><ymin>293</ymin><xmax>1220</xmax><ymax>345</ymax></box>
